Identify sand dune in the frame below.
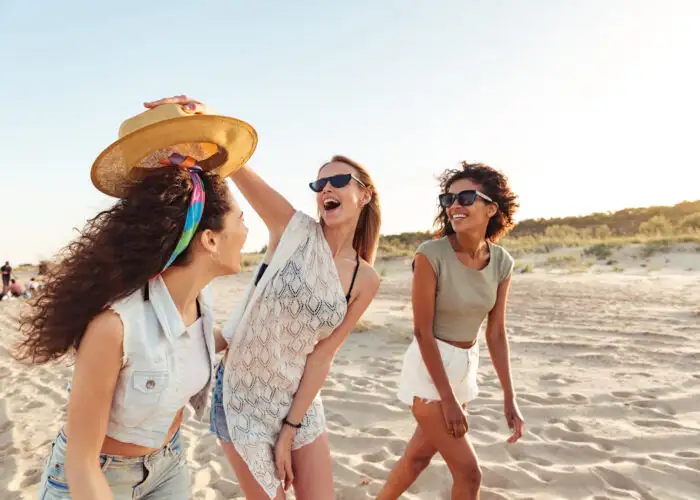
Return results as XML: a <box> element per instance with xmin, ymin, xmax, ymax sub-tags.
<box><xmin>1</xmin><ymin>254</ymin><xmax>699</xmax><ymax>499</ymax></box>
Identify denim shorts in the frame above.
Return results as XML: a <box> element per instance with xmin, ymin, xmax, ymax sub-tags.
<box><xmin>209</xmin><ymin>361</ymin><xmax>232</xmax><ymax>443</ymax></box>
<box><xmin>37</xmin><ymin>428</ymin><xmax>189</xmax><ymax>499</ymax></box>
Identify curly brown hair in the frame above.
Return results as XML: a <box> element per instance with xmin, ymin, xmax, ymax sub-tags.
<box><xmin>434</xmin><ymin>161</ymin><xmax>519</xmax><ymax>241</ymax></box>
<box><xmin>15</xmin><ymin>168</ymin><xmax>232</xmax><ymax>364</ymax></box>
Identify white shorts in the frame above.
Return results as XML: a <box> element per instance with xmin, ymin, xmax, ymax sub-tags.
<box><xmin>397</xmin><ymin>337</ymin><xmax>479</xmax><ymax>406</ymax></box>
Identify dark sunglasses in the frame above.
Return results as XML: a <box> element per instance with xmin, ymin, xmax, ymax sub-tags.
<box><xmin>439</xmin><ymin>189</ymin><xmax>493</xmax><ymax>209</ymax></box>
<box><xmin>309</xmin><ymin>173</ymin><xmax>367</xmax><ymax>193</ymax></box>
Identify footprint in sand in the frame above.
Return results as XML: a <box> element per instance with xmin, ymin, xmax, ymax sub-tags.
<box><xmin>611</xmin><ymin>391</ymin><xmax>636</xmax><ymax>398</ymax></box>
<box><xmin>630</xmin><ymin>399</ymin><xmax>676</xmax><ymax>415</ymax></box>
<box><xmin>20</xmin><ymin>468</ymin><xmax>43</xmax><ymax>488</ymax></box>
<box><xmin>375</xmin><ymin>368</ymin><xmax>395</xmax><ymax>378</ymax></box>
<box><xmin>356</xmin><ymin>462</ymin><xmax>388</xmax><ymax>480</ymax></box>
<box><xmin>562</xmin><ymin>419</ymin><xmax>584</xmax><ymax>432</ymax></box>
<box><xmin>24</xmin><ymin>400</ymin><xmax>44</xmax><ymax>411</ymax></box>
<box><xmin>468</xmin><ymin>415</ymin><xmax>499</xmax><ymax>432</ymax></box>
<box><xmin>610</xmin><ymin>455</ymin><xmax>649</xmax><ymax>466</ymax></box>
<box><xmin>212</xmin><ymin>478</ymin><xmax>242</xmax><ymax>498</ymax></box>
<box><xmin>540</xmin><ymin>372</ymin><xmax>576</xmax><ymax>385</ymax></box>
<box><xmin>507</xmin><ymin>447</ymin><xmax>553</xmax><ymax>467</ymax></box>
<box><xmin>362</xmin><ymin>448</ymin><xmax>391</xmax><ymax>463</ymax></box>
<box><xmin>633</xmin><ymin>418</ymin><xmax>683</xmax><ymax>429</ymax></box>
<box><xmin>544</xmin><ymin>426</ymin><xmax>615</xmax><ymax>452</ymax></box>
<box><xmin>386</xmin><ymin>439</ymin><xmax>406</xmax><ymax>455</ymax></box>
<box><xmin>593</xmin><ymin>466</ymin><xmax>644</xmax><ymax>493</ymax></box>
<box><xmin>327</xmin><ymin>413</ymin><xmax>352</xmax><ymax>426</ymax></box>
<box><xmin>367</xmin><ymin>427</ymin><xmax>395</xmax><ymax>438</ymax></box>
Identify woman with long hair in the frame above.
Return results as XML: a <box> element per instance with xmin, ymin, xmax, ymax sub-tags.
<box><xmin>143</xmin><ymin>96</ymin><xmax>383</xmax><ymax>499</ymax></box>
<box><xmin>17</xmin><ymin>103</ymin><xmax>256</xmax><ymax>499</ymax></box>
<box><xmin>377</xmin><ymin>162</ymin><xmax>525</xmax><ymax>500</ymax></box>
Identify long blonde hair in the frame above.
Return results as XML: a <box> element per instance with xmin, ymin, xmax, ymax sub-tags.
<box><xmin>319</xmin><ymin>155</ymin><xmax>381</xmax><ymax>265</ymax></box>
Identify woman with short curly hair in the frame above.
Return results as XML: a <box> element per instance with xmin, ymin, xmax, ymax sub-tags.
<box><xmin>378</xmin><ymin>162</ymin><xmax>525</xmax><ymax>500</ymax></box>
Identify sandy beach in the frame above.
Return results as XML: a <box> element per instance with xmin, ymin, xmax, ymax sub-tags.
<box><xmin>1</xmin><ymin>247</ymin><xmax>699</xmax><ymax>499</ymax></box>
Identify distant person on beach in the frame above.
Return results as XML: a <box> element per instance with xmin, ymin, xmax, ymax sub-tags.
<box><xmin>1</xmin><ymin>261</ymin><xmax>11</xmax><ymax>294</ymax></box>
<box><xmin>144</xmin><ymin>96</ymin><xmax>382</xmax><ymax>499</ymax></box>
<box><xmin>9</xmin><ymin>279</ymin><xmax>22</xmax><ymax>298</ymax></box>
<box><xmin>15</xmin><ymin>102</ymin><xmax>257</xmax><ymax>499</ymax></box>
<box><xmin>27</xmin><ymin>277</ymin><xmax>40</xmax><ymax>293</ymax></box>
<box><xmin>378</xmin><ymin>162</ymin><xmax>524</xmax><ymax>500</ymax></box>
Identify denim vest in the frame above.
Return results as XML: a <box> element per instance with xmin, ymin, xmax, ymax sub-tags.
<box><xmin>105</xmin><ymin>276</ymin><xmax>217</xmax><ymax>448</ymax></box>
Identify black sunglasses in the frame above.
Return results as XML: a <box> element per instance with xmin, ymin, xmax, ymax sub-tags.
<box><xmin>309</xmin><ymin>173</ymin><xmax>366</xmax><ymax>193</ymax></box>
<box><xmin>439</xmin><ymin>189</ymin><xmax>493</xmax><ymax>209</ymax></box>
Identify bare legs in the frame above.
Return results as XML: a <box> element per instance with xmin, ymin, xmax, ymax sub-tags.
<box><xmin>219</xmin><ymin>433</ymin><xmax>335</xmax><ymax>500</ymax></box>
<box><xmin>220</xmin><ymin>441</ymin><xmax>286</xmax><ymax>500</ymax></box>
<box><xmin>377</xmin><ymin>399</ymin><xmax>481</xmax><ymax>500</ymax></box>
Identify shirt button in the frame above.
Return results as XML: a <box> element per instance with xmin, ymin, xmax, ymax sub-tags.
<box><xmin>146</xmin><ymin>379</ymin><xmax>156</xmax><ymax>389</ymax></box>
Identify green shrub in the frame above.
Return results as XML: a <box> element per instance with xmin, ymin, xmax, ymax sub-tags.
<box><xmin>583</xmin><ymin>244</ymin><xmax>614</xmax><ymax>261</ymax></box>
<box><xmin>679</xmin><ymin>213</ymin><xmax>700</xmax><ymax>231</ymax></box>
<box><xmin>545</xmin><ymin>254</ymin><xmax>580</xmax><ymax>268</ymax></box>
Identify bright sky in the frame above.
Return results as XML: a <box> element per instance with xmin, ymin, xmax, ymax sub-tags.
<box><xmin>1</xmin><ymin>0</ymin><xmax>698</xmax><ymax>264</ymax></box>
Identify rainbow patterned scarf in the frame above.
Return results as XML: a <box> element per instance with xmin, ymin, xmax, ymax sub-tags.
<box><xmin>158</xmin><ymin>153</ymin><xmax>206</xmax><ymax>272</ymax></box>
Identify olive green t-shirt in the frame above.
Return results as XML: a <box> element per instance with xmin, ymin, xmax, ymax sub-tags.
<box><xmin>415</xmin><ymin>237</ymin><xmax>514</xmax><ymax>343</ymax></box>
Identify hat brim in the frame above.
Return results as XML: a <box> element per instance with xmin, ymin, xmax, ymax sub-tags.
<box><xmin>91</xmin><ymin>114</ymin><xmax>258</xmax><ymax>198</ymax></box>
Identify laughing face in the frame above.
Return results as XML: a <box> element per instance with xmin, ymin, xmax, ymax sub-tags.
<box><xmin>445</xmin><ymin>178</ymin><xmax>498</xmax><ymax>235</ymax></box>
<box><xmin>315</xmin><ymin>161</ymin><xmax>369</xmax><ymax>227</ymax></box>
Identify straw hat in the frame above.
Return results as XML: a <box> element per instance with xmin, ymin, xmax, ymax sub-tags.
<box><xmin>91</xmin><ymin>104</ymin><xmax>258</xmax><ymax>197</ymax></box>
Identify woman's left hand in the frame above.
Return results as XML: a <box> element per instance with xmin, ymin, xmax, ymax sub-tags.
<box><xmin>274</xmin><ymin>426</ymin><xmax>295</xmax><ymax>491</ymax></box>
<box><xmin>144</xmin><ymin>95</ymin><xmax>212</xmax><ymax>115</ymax></box>
<box><xmin>504</xmin><ymin>397</ymin><xmax>525</xmax><ymax>443</ymax></box>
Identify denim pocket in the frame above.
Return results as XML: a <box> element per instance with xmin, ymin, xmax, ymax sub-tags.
<box><xmin>124</xmin><ymin>370</ymin><xmax>169</xmax><ymax>408</ymax></box>
<box><xmin>42</xmin><ymin>442</ymin><xmax>70</xmax><ymax>498</ymax></box>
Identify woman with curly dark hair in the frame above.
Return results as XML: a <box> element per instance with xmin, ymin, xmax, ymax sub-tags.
<box><xmin>16</xmin><ymin>103</ymin><xmax>257</xmax><ymax>499</ymax></box>
<box><xmin>378</xmin><ymin>162</ymin><xmax>525</xmax><ymax>500</ymax></box>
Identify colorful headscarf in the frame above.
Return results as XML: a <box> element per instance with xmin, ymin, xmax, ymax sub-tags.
<box><xmin>158</xmin><ymin>153</ymin><xmax>206</xmax><ymax>272</ymax></box>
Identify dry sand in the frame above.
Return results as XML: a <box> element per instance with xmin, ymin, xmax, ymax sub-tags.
<box><xmin>1</xmin><ymin>248</ymin><xmax>699</xmax><ymax>499</ymax></box>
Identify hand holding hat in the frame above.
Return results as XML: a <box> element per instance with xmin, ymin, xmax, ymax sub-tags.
<box><xmin>91</xmin><ymin>96</ymin><xmax>257</xmax><ymax>198</ymax></box>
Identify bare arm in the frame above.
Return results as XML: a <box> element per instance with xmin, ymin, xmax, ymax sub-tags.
<box><xmin>64</xmin><ymin>311</ymin><xmax>124</xmax><ymax>500</ymax></box>
<box><xmin>485</xmin><ymin>276</ymin><xmax>514</xmax><ymax>399</ymax></box>
<box><xmin>229</xmin><ymin>165</ymin><xmax>295</xmax><ymax>251</ymax></box>
<box><xmin>411</xmin><ymin>253</ymin><xmax>455</xmax><ymax>401</ymax></box>
<box><xmin>485</xmin><ymin>275</ymin><xmax>525</xmax><ymax>442</ymax></box>
<box><xmin>284</xmin><ymin>269</ymin><xmax>380</xmax><ymax>425</ymax></box>
<box><xmin>213</xmin><ymin>327</ymin><xmax>228</xmax><ymax>354</ymax></box>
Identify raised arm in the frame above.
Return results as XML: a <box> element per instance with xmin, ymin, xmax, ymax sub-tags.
<box><xmin>410</xmin><ymin>253</ymin><xmax>468</xmax><ymax>438</ymax></box>
<box><xmin>144</xmin><ymin>96</ymin><xmax>295</xmax><ymax>250</ymax></box>
<box><xmin>64</xmin><ymin>311</ymin><xmax>124</xmax><ymax>500</ymax></box>
<box><xmin>229</xmin><ymin>165</ymin><xmax>295</xmax><ymax>250</ymax></box>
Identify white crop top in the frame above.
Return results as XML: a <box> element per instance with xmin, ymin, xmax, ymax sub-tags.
<box><xmin>172</xmin><ymin>318</ymin><xmax>210</xmax><ymax>407</ymax></box>
<box><xmin>105</xmin><ymin>276</ymin><xmax>217</xmax><ymax>448</ymax></box>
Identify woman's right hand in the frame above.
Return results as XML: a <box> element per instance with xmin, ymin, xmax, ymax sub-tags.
<box><xmin>442</xmin><ymin>396</ymin><xmax>468</xmax><ymax>438</ymax></box>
